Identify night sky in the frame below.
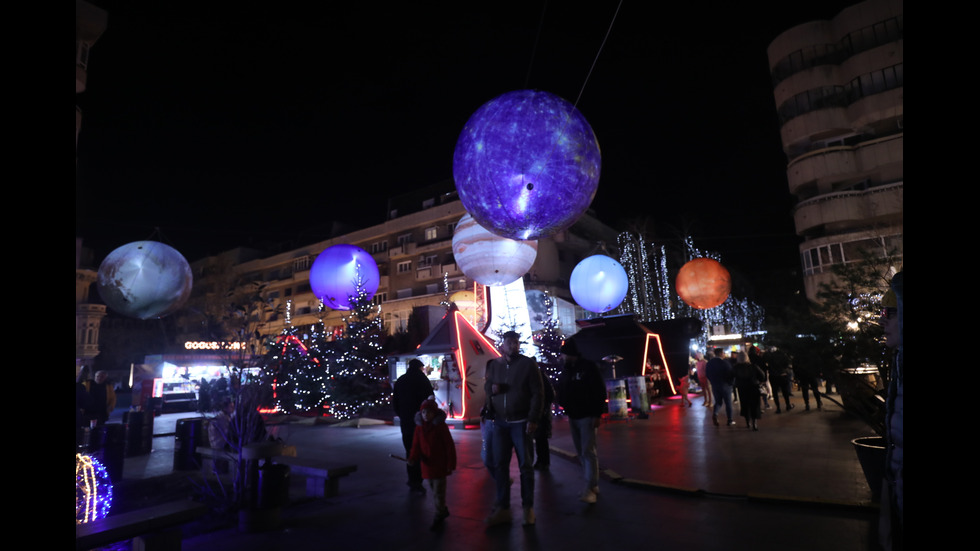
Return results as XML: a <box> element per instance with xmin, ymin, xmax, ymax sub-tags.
<box><xmin>75</xmin><ymin>1</ymin><xmax>858</xmax><ymax>311</ymax></box>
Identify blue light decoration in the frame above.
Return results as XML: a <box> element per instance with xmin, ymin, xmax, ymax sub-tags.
<box><xmin>76</xmin><ymin>453</ymin><xmax>113</xmax><ymax>524</ymax></box>
<box><xmin>309</xmin><ymin>244</ymin><xmax>380</xmax><ymax>311</ymax></box>
<box><xmin>452</xmin><ymin>89</ymin><xmax>601</xmax><ymax>241</ymax></box>
<box><xmin>569</xmin><ymin>254</ymin><xmax>629</xmax><ymax>314</ymax></box>
<box><xmin>452</xmin><ymin>213</ymin><xmax>538</xmax><ymax>286</ymax></box>
<box><xmin>96</xmin><ymin>240</ymin><xmax>193</xmax><ymax>320</ymax></box>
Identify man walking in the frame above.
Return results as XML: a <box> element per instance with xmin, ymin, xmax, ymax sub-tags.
<box><xmin>557</xmin><ymin>338</ymin><xmax>606</xmax><ymax>504</ymax></box>
<box><xmin>705</xmin><ymin>348</ymin><xmax>736</xmax><ymax>426</ymax></box>
<box><xmin>393</xmin><ymin>358</ymin><xmax>434</xmax><ymax>494</ymax></box>
<box><xmin>484</xmin><ymin>331</ymin><xmax>544</xmax><ymax>526</ymax></box>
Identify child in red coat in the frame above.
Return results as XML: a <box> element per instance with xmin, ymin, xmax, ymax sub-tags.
<box><xmin>408</xmin><ymin>396</ymin><xmax>457</xmax><ymax>529</ymax></box>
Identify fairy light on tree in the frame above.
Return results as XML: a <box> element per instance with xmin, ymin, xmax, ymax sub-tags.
<box><xmin>533</xmin><ymin>290</ymin><xmax>564</xmax><ymax>385</ymax></box>
<box><xmin>322</xmin><ymin>266</ymin><xmax>391</xmax><ymax>420</ymax></box>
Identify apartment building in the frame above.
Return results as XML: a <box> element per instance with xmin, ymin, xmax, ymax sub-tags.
<box><xmin>768</xmin><ymin>0</ymin><xmax>903</xmax><ymax>301</ymax></box>
<box><xmin>177</xmin><ymin>185</ymin><xmax>618</xmax><ymax>355</ymax></box>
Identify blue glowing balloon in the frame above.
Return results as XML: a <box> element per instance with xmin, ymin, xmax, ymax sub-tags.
<box><xmin>569</xmin><ymin>255</ymin><xmax>629</xmax><ymax>314</ymax></box>
<box><xmin>309</xmin><ymin>244</ymin><xmax>380</xmax><ymax>310</ymax></box>
<box><xmin>453</xmin><ymin>89</ymin><xmax>601</xmax><ymax>241</ymax></box>
<box><xmin>96</xmin><ymin>241</ymin><xmax>193</xmax><ymax>320</ymax></box>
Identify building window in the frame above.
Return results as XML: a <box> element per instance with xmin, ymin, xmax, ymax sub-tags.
<box><xmin>447</xmin><ymin>222</ymin><xmax>456</xmax><ymax>236</ymax></box>
<box><xmin>371</xmin><ymin>241</ymin><xmax>388</xmax><ymax>254</ymax></box>
<box><xmin>293</xmin><ymin>256</ymin><xmax>311</xmax><ymax>272</ymax></box>
<box><xmin>372</xmin><ymin>292</ymin><xmax>387</xmax><ymax>306</ymax></box>
<box><xmin>398</xmin><ymin>233</ymin><xmax>413</xmax><ymax>246</ymax></box>
<box><xmin>424</xmin><ymin>226</ymin><xmax>438</xmax><ymax>241</ymax></box>
<box><xmin>398</xmin><ymin>261</ymin><xmax>412</xmax><ymax>273</ymax></box>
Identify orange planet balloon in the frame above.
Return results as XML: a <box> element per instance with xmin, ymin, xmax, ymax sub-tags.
<box><xmin>676</xmin><ymin>258</ymin><xmax>731</xmax><ymax>309</ymax></box>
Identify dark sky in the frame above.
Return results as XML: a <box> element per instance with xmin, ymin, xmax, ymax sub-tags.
<box><xmin>76</xmin><ymin>1</ymin><xmax>858</xmax><ymax>309</ymax></box>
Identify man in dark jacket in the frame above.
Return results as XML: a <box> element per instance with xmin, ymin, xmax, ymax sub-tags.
<box><xmin>705</xmin><ymin>348</ymin><xmax>735</xmax><ymax>426</ymax></box>
<box><xmin>484</xmin><ymin>331</ymin><xmax>544</xmax><ymax>526</ymax></box>
<box><xmin>557</xmin><ymin>337</ymin><xmax>606</xmax><ymax>504</ymax></box>
<box><xmin>393</xmin><ymin>358</ymin><xmax>434</xmax><ymax>494</ymax></box>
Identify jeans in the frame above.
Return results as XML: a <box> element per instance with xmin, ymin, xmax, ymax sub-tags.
<box><xmin>481</xmin><ymin>419</ymin><xmax>495</xmax><ymax>477</ymax></box>
<box><xmin>491</xmin><ymin>418</ymin><xmax>534</xmax><ymax>509</ymax></box>
<box><xmin>569</xmin><ymin>417</ymin><xmax>599</xmax><ymax>490</ymax></box>
<box><xmin>711</xmin><ymin>383</ymin><xmax>734</xmax><ymax>421</ymax></box>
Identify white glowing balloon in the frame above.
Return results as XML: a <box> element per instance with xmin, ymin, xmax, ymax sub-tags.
<box><xmin>570</xmin><ymin>254</ymin><xmax>629</xmax><ymax>313</ymax></box>
<box><xmin>452</xmin><ymin>213</ymin><xmax>538</xmax><ymax>286</ymax></box>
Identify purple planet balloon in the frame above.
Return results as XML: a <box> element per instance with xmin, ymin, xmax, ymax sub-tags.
<box><xmin>309</xmin><ymin>244</ymin><xmax>379</xmax><ymax>310</ymax></box>
<box><xmin>453</xmin><ymin>90</ymin><xmax>601</xmax><ymax>241</ymax></box>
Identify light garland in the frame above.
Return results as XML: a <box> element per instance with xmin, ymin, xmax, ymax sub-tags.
<box><xmin>76</xmin><ymin>453</ymin><xmax>112</xmax><ymax>524</ymax></box>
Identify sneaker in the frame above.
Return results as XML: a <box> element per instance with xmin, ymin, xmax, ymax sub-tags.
<box><xmin>727</xmin><ymin>420</ymin><xmax>737</xmax><ymax>426</ymax></box>
<box><xmin>579</xmin><ymin>489</ymin><xmax>597</xmax><ymax>504</ymax></box>
<box><xmin>485</xmin><ymin>507</ymin><xmax>511</xmax><ymax>526</ymax></box>
<box><xmin>591</xmin><ymin>485</ymin><xmax>600</xmax><ymax>496</ymax></box>
<box><xmin>522</xmin><ymin>507</ymin><xmax>536</xmax><ymax>525</ymax></box>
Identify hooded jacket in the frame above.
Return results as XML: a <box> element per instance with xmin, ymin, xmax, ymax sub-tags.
<box><xmin>408</xmin><ymin>406</ymin><xmax>457</xmax><ymax>479</ymax></box>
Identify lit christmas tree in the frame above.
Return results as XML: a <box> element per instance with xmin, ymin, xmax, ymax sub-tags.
<box><xmin>258</xmin><ymin>303</ymin><xmax>325</xmax><ymax>414</ymax></box>
<box><xmin>322</xmin><ymin>267</ymin><xmax>391</xmax><ymax>420</ymax></box>
<box><xmin>533</xmin><ymin>290</ymin><xmax>564</xmax><ymax>385</ymax></box>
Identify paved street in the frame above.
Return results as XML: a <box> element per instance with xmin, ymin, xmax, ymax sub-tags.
<box><xmin>102</xmin><ymin>390</ymin><xmax>881</xmax><ymax>551</ymax></box>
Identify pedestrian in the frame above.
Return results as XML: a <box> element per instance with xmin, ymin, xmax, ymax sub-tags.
<box><xmin>767</xmin><ymin>347</ymin><xmax>795</xmax><ymax>413</ymax></box>
<box><xmin>678</xmin><ymin>370</ymin><xmax>693</xmax><ymax>407</ymax></box>
<box><xmin>533</xmin><ymin>375</ymin><xmax>555</xmax><ymax>470</ymax></box>
<box><xmin>393</xmin><ymin>358</ymin><xmax>434</xmax><ymax>494</ymax></box>
<box><xmin>733</xmin><ymin>351</ymin><xmax>766</xmax><ymax>430</ymax></box>
<box><xmin>83</xmin><ymin>370</ymin><xmax>117</xmax><ymax>426</ymax></box>
<box><xmin>558</xmin><ymin>337</ymin><xmax>606</xmax><ymax>504</ymax></box>
<box><xmin>794</xmin><ymin>354</ymin><xmax>824</xmax><ymax>411</ymax></box>
<box><xmin>407</xmin><ymin>397</ymin><xmax>457</xmax><ymax>530</ymax></box>
<box><xmin>484</xmin><ymin>331</ymin><xmax>544</xmax><ymax>526</ymax></box>
<box><xmin>695</xmin><ymin>352</ymin><xmax>712</xmax><ymax>408</ymax></box>
<box><xmin>705</xmin><ymin>349</ymin><xmax>736</xmax><ymax>426</ymax></box>
<box><xmin>749</xmin><ymin>346</ymin><xmax>771</xmax><ymax>410</ymax></box>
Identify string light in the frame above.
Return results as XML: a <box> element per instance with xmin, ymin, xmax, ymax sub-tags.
<box><xmin>76</xmin><ymin>453</ymin><xmax>112</xmax><ymax>524</ymax></box>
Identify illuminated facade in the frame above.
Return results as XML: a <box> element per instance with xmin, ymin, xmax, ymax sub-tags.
<box><xmin>176</xmin><ymin>183</ymin><xmax>617</xmax><ymax>356</ymax></box>
<box><xmin>768</xmin><ymin>0</ymin><xmax>903</xmax><ymax>301</ymax></box>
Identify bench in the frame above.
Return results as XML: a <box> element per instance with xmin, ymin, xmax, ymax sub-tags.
<box><xmin>274</xmin><ymin>455</ymin><xmax>358</xmax><ymax>498</ymax></box>
<box><xmin>75</xmin><ymin>500</ymin><xmax>208</xmax><ymax>551</ymax></box>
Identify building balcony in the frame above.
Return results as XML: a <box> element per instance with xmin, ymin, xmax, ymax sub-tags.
<box><xmin>780</xmin><ymin>106</ymin><xmax>851</xmax><ymax>154</ymax></box>
<box><xmin>388</xmin><ymin>242</ymin><xmax>417</xmax><ymax>259</ymax></box>
<box><xmin>793</xmin><ymin>182</ymin><xmax>903</xmax><ymax>236</ymax></box>
<box><xmin>787</xmin><ymin>134</ymin><xmax>903</xmax><ymax>196</ymax></box>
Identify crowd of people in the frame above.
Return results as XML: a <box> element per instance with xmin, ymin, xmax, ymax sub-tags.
<box><xmin>391</xmin><ymin>337</ymin><xmax>840</xmax><ymax>530</ymax></box>
<box><xmin>392</xmin><ymin>331</ymin><xmax>606</xmax><ymax>531</ymax></box>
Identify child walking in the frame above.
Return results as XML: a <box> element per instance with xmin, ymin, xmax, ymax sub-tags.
<box><xmin>679</xmin><ymin>372</ymin><xmax>693</xmax><ymax>407</ymax></box>
<box><xmin>408</xmin><ymin>396</ymin><xmax>457</xmax><ymax>530</ymax></box>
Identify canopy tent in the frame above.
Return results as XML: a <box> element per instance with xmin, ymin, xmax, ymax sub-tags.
<box><xmin>415</xmin><ymin>304</ymin><xmax>501</xmax><ymax>426</ymax></box>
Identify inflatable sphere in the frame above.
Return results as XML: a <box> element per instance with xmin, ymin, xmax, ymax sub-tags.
<box><xmin>452</xmin><ymin>213</ymin><xmax>537</xmax><ymax>286</ymax></box>
<box><xmin>569</xmin><ymin>255</ymin><xmax>629</xmax><ymax>314</ymax></box>
<box><xmin>96</xmin><ymin>241</ymin><xmax>193</xmax><ymax>320</ymax></box>
<box><xmin>309</xmin><ymin>244</ymin><xmax>380</xmax><ymax>310</ymax></box>
<box><xmin>452</xmin><ymin>89</ymin><xmax>601</xmax><ymax>241</ymax></box>
<box><xmin>676</xmin><ymin>258</ymin><xmax>731</xmax><ymax>309</ymax></box>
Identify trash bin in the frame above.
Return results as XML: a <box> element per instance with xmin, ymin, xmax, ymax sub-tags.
<box><xmin>258</xmin><ymin>463</ymin><xmax>291</xmax><ymax>509</ymax></box>
<box><xmin>173</xmin><ymin>418</ymin><xmax>206</xmax><ymax>471</ymax></box>
<box><xmin>605</xmin><ymin>379</ymin><xmax>628</xmax><ymax>419</ymax></box>
<box><xmin>90</xmin><ymin>423</ymin><xmax>125</xmax><ymax>482</ymax></box>
<box><xmin>123</xmin><ymin>410</ymin><xmax>154</xmax><ymax>456</ymax></box>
